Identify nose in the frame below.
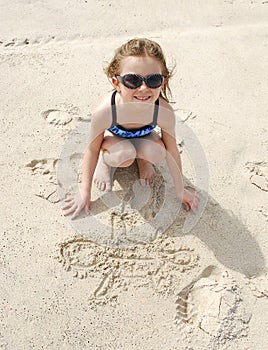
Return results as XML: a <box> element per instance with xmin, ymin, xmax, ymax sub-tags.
<box><xmin>138</xmin><ymin>81</ymin><xmax>149</xmax><ymax>90</ymax></box>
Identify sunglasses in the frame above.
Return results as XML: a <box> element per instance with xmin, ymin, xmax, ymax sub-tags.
<box><xmin>116</xmin><ymin>73</ymin><xmax>164</xmax><ymax>89</ymax></box>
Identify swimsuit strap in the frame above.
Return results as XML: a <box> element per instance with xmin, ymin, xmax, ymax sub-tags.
<box><xmin>110</xmin><ymin>90</ymin><xmax>159</xmax><ymax>127</ymax></box>
<box><xmin>111</xmin><ymin>90</ymin><xmax>117</xmax><ymax>125</ymax></box>
<box><xmin>152</xmin><ymin>97</ymin><xmax>159</xmax><ymax>125</ymax></box>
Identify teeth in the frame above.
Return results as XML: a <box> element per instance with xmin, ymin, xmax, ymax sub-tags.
<box><xmin>136</xmin><ymin>96</ymin><xmax>149</xmax><ymax>100</ymax></box>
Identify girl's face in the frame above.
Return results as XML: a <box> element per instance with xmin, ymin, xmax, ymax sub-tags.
<box><xmin>112</xmin><ymin>55</ymin><xmax>164</xmax><ymax>104</ymax></box>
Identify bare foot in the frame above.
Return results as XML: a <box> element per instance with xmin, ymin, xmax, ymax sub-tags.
<box><xmin>93</xmin><ymin>155</ymin><xmax>112</xmax><ymax>191</ymax></box>
<box><xmin>137</xmin><ymin>159</ymin><xmax>156</xmax><ymax>186</ymax></box>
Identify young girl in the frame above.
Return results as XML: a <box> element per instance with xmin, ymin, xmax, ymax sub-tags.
<box><xmin>63</xmin><ymin>38</ymin><xmax>199</xmax><ymax>219</ymax></box>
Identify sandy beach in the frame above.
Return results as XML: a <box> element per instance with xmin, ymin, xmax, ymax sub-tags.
<box><xmin>1</xmin><ymin>1</ymin><xmax>268</xmax><ymax>349</ymax></box>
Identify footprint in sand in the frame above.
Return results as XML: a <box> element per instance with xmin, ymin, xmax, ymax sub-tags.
<box><xmin>26</xmin><ymin>158</ymin><xmax>58</xmax><ymax>179</ymax></box>
<box><xmin>175</xmin><ymin>266</ymin><xmax>252</xmax><ymax>348</ymax></box>
<box><xmin>42</xmin><ymin>109</ymin><xmax>73</xmax><ymax>127</ymax></box>
<box><xmin>245</xmin><ymin>161</ymin><xmax>268</xmax><ymax>192</ymax></box>
<box><xmin>41</xmin><ymin>109</ymin><xmax>90</xmax><ymax>129</ymax></box>
<box><xmin>0</xmin><ymin>36</ymin><xmax>57</xmax><ymax>47</ymax></box>
<box><xmin>26</xmin><ymin>158</ymin><xmax>60</xmax><ymax>203</ymax></box>
<box><xmin>26</xmin><ymin>154</ymin><xmax>84</xmax><ymax>203</ymax></box>
<box><xmin>57</xmin><ymin>235</ymin><xmax>200</xmax><ymax>307</ymax></box>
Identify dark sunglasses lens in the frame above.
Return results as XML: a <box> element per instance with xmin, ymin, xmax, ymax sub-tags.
<box><xmin>123</xmin><ymin>74</ymin><xmax>142</xmax><ymax>89</ymax></box>
<box><xmin>147</xmin><ymin>74</ymin><xmax>163</xmax><ymax>88</ymax></box>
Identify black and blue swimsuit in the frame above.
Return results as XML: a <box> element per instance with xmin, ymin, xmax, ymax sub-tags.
<box><xmin>108</xmin><ymin>91</ymin><xmax>159</xmax><ymax>139</ymax></box>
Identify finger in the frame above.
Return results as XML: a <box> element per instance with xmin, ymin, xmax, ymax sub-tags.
<box><xmin>191</xmin><ymin>200</ymin><xmax>199</xmax><ymax>214</ymax></box>
<box><xmin>63</xmin><ymin>204</ymin><xmax>77</xmax><ymax>216</ymax></box>
<box><xmin>99</xmin><ymin>181</ymin><xmax>105</xmax><ymax>191</ymax></box>
<box><xmin>71</xmin><ymin>206</ymin><xmax>83</xmax><ymax>220</ymax></box>
<box><xmin>85</xmin><ymin>206</ymin><xmax>90</xmax><ymax>215</ymax></box>
<box><xmin>62</xmin><ymin>201</ymin><xmax>74</xmax><ymax>210</ymax></box>
<box><xmin>183</xmin><ymin>202</ymin><xmax>190</xmax><ymax>211</ymax></box>
<box><xmin>63</xmin><ymin>197</ymin><xmax>74</xmax><ymax>202</ymax></box>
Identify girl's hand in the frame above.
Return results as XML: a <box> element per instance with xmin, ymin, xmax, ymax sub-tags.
<box><xmin>62</xmin><ymin>190</ymin><xmax>91</xmax><ymax>220</ymax></box>
<box><xmin>180</xmin><ymin>188</ymin><xmax>199</xmax><ymax>213</ymax></box>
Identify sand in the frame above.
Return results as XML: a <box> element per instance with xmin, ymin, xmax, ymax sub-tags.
<box><xmin>1</xmin><ymin>0</ymin><xmax>268</xmax><ymax>349</ymax></box>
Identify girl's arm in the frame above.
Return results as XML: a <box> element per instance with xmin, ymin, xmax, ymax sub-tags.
<box><xmin>159</xmin><ymin>102</ymin><xmax>199</xmax><ymax>213</ymax></box>
<box><xmin>80</xmin><ymin>131</ymin><xmax>104</xmax><ymax>195</ymax></box>
<box><xmin>63</xmin><ymin>107</ymin><xmax>108</xmax><ymax>219</ymax></box>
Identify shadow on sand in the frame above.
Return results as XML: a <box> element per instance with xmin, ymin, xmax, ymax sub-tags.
<box><xmin>57</xmin><ymin>120</ymin><xmax>266</xmax><ymax>278</ymax></box>
<box><xmin>58</xmin><ymin>158</ymin><xmax>265</xmax><ymax>278</ymax></box>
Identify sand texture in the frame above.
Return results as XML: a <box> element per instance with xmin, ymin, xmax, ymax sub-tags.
<box><xmin>1</xmin><ymin>1</ymin><xmax>268</xmax><ymax>349</ymax></box>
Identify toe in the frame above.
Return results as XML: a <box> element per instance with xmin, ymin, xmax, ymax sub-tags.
<box><xmin>139</xmin><ymin>179</ymin><xmax>146</xmax><ymax>187</ymax></box>
<box><xmin>149</xmin><ymin>175</ymin><xmax>155</xmax><ymax>184</ymax></box>
<box><xmin>105</xmin><ymin>182</ymin><xmax>112</xmax><ymax>191</ymax></box>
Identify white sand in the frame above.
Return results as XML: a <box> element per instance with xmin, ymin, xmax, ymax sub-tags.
<box><xmin>1</xmin><ymin>1</ymin><xmax>268</xmax><ymax>349</ymax></box>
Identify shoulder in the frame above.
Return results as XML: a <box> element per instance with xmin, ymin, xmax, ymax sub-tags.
<box><xmin>91</xmin><ymin>92</ymin><xmax>113</xmax><ymax>130</ymax></box>
<box><xmin>92</xmin><ymin>92</ymin><xmax>112</xmax><ymax>114</ymax></box>
<box><xmin>159</xmin><ymin>97</ymin><xmax>174</xmax><ymax>112</ymax></box>
<box><xmin>157</xmin><ymin>97</ymin><xmax>175</xmax><ymax>129</ymax></box>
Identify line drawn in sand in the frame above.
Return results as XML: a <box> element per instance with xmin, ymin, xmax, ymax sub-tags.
<box><xmin>57</xmin><ymin>239</ymin><xmax>255</xmax><ymax>347</ymax></box>
<box><xmin>245</xmin><ymin>161</ymin><xmax>268</xmax><ymax>192</ymax></box>
<box><xmin>57</xmin><ymin>234</ymin><xmax>200</xmax><ymax>307</ymax></box>
<box><xmin>245</xmin><ymin>273</ymin><xmax>268</xmax><ymax>298</ymax></box>
<box><xmin>175</xmin><ymin>265</ymin><xmax>252</xmax><ymax>349</ymax></box>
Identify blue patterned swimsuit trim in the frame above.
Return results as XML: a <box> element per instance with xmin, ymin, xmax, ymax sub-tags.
<box><xmin>108</xmin><ymin>91</ymin><xmax>159</xmax><ymax>139</ymax></box>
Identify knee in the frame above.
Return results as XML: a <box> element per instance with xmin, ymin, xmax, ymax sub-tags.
<box><xmin>117</xmin><ymin>146</ymin><xmax>136</xmax><ymax>166</ymax></box>
<box><xmin>104</xmin><ymin>142</ymin><xmax>136</xmax><ymax>167</ymax></box>
<box><xmin>138</xmin><ymin>144</ymin><xmax>166</xmax><ymax>164</ymax></box>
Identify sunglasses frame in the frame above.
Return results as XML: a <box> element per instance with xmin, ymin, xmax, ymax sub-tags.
<box><xmin>116</xmin><ymin>73</ymin><xmax>164</xmax><ymax>89</ymax></box>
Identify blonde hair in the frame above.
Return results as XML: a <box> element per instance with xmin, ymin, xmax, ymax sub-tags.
<box><xmin>105</xmin><ymin>38</ymin><xmax>174</xmax><ymax>102</ymax></box>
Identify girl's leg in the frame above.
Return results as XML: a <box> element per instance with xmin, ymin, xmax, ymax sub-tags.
<box><xmin>94</xmin><ymin>132</ymin><xmax>136</xmax><ymax>191</ymax></box>
<box><xmin>133</xmin><ymin>131</ymin><xmax>166</xmax><ymax>186</ymax></box>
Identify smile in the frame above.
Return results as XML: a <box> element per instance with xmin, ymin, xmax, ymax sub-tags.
<box><xmin>134</xmin><ymin>96</ymin><xmax>151</xmax><ymax>101</ymax></box>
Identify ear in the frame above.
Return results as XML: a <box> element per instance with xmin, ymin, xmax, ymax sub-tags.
<box><xmin>111</xmin><ymin>76</ymin><xmax>121</xmax><ymax>92</ymax></box>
